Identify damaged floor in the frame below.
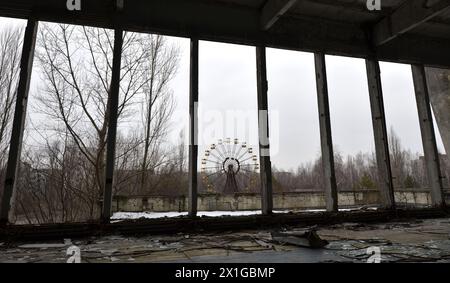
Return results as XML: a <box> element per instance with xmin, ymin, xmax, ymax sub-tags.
<box><xmin>1</xmin><ymin>218</ymin><xmax>450</xmax><ymax>263</ymax></box>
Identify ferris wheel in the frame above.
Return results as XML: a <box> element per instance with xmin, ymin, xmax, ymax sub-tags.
<box><xmin>201</xmin><ymin>138</ymin><xmax>260</xmax><ymax>194</ymax></box>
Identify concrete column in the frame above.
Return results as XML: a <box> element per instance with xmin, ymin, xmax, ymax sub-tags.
<box><xmin>188</xmin><ymin>38</ymin><xmax>199</xmax><ymax>217</ymax></box>
<box><xmin>426</xmin><ymin>68</ymin><xmax>450</xmax><ymax>189</ymax></box>
<box><xmin>0</xmin><ymin>20</ymin><xmax>38</xmax><ymax>225</ymax></box>
<box><xmin>366</xmin><ymin>59</ymin><xmax>396</xmax><ymax>209</ymax></box>
<box><xmin>314</xmin><ymin>53</ymin><xmax>338</xmax><ymax>212</ymax></box>
<box><xmin>411</xmin><ymin>64</ymin><xmax>445</xmax><ymax>207</ymax></box>
<box><xmin>256</xmin><ymin>46</ymin><xmax>273</xmax><ymax>215</ymax></box>
<box><xmin>101</xmin><ymin>28</ymin><xmax>123</xmax><ymax>222</ymax></box>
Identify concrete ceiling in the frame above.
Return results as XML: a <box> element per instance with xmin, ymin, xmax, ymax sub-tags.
<box><xmin>0</xmin><ymin>0</ymin><xmax>449</xmax><ymax>67</ymax></box>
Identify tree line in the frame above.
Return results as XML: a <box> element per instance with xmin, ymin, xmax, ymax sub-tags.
<box><xmin>272</xmin><ymin>128</ymin><xmax>449</xmax><ymax>193</ymax></box>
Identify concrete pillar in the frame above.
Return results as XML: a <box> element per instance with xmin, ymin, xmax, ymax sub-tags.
<box><xmin>366</xmin><ymin>59</ymin><xmax>396</xmax><ymax>209</ymax></box>
<box><xmin>426</xmin><ymin>67</ymin><xmax>450</xmax><ymax>160</ymax></box>
<box><xmin>0</xmin><ymin>20</ymin><xmax>38</xmax><ymax>225</ymax></box>
<box><xmin>314</xmin><ymin>53</ymin><xmax>338</xmax><ymax>212</ymax></box>
<box><xmin>411</xmin><ymin>64</ymin><xmax>445</xmax><ymax>207</ymax></box>
<box><xmin>188</xmin><ymin>38</ymin><xmax>199</xmax><ymax>217</ymax></box>
<box><xmin>256</xmin><ymin>46</ymin><xmax>273</xmax><ymax>215</ymax></box>
<box><xmin>101</xmin><ymin>28</ymin><xmax>123</xmax><ymax>222</ymax></box>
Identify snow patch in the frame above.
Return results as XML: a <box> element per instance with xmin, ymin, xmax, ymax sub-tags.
<box><xmin>111</xmin><ymin>210</ymin><xmax>288</xmax><ymax>220</ymax></box>
<box><xmin>111</xmin><ymin>207</ymin><xmax>378</xmax><ymax>221</ymax></box>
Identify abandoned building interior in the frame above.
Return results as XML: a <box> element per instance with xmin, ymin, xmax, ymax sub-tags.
<box><xmin>0</xmin><ymin>0</ymin><xmax>449</xmax><ymax>263</ymax></box>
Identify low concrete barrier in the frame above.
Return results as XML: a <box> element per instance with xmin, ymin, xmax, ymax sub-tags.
<box><xmin>113</xmin><ymin>189</ymin><xmax>444</xmax><ymax>212</ymax></box>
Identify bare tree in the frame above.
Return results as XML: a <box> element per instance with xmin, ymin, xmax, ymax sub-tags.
<box><xmin>388</xmin><ymin>127</ymin><xmax>407</xmax><ymax>188</ymax></box>
<box><xmin>271</xmin><ymin>128</ymin><xmax>432</xmax><ymax>197</ymax></box>
<box><xmin>0</xmin><ymin>26</ymin><xmax>23</xmax><ymax>206</ymax></box>
<box><xmin>138</xmin><ymin>35</ymin><xmax>179</xmax><ymax>193</ymax></box>
<box><xmin>29</xmin><ymin>23</ymin><xmax>179</xmax><ymax>221</ymax></box>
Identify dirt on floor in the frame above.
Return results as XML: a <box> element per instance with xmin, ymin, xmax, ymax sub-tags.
<box><xmin>1</xmin><ymin>218</ymin><xmax>450</xmax><ymax>263</ymax></box>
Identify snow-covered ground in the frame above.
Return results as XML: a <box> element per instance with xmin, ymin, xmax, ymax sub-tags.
<box><xmin>111</xmin><ymin>207</ymin><xmax>378</xmax><ymax>221</ymax></box>
<box><xmin>111</xmin><ymin>210</ymin><xmax>287</xmax><ymax>220</ymax></box>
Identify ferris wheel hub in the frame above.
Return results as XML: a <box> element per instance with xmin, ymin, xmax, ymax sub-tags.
<box><xmin>223</xmin><ymin>157</ymin><xmax>240</xmax><ymax>174</ymax></box>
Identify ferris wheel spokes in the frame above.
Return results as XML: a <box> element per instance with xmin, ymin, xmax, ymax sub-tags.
<box><xmin>202</xmin><ymin>158</ymin><xmax>222</xmax><ymax>166</ymax></box>
<box><xmin>230</xmin><ymin>138</ymin><xmax>239</xmax><ymax>158</ymax></box>
<box><xmin>217</xmin><ymin>139</ymin><xmax>228</xmax><ymax>157</ymax></box>
<box><xmin>209</xmin><ymin>144</ymin><xmax>226</xmax><ymax>160</ymax></box>
<box><xmin>240</xmin><ymin>154</ymin><xmax>258</xmax><ymax>164</ymax></box>
<box><xmin>237</xmin><ymin>146</ymin><xmax>254</xmax><ymax>161</ymax></box>
<box><xmin>206</xmin><ymin>150</ymin><xmax>223</xmax><ymax>162</ymax></box>
<box><xmin>202</xmin><ymin>166</ymin><xmax>222</xmax><ymax>170</ymax></box>
<box><xmin>201</xmin><ymin>138</ymin><xmax>259</xmax><ymax>195</ymax></box>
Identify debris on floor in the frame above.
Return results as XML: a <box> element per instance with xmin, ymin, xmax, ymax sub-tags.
<box><xmin>0</xmin><ymin>218</ymin><xmax>449</xmax><ymax>263</ymax></box>
<box><xmin>271</xmin><ymin>230</ymin><xmax>329</xmax><ymax>249</ymax></box>
<box><xmin>18</xmin><ymin>243</ymin><xmax>69</xmax><ymax>249</ymax></box>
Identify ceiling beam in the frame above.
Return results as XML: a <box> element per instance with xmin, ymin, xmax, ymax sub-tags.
<box><xmin>0</xmin><ymin>0</ymin><xmax>449</xmax><ymax>68</ymax></box>
<box><xmin>260</xmin><ymin>0</ymin><xmax>299</xmax><ymax>30</ymax></box>
<box><xmin>373</xmin><ymin>0</ymin><xmax>450</xmax><ymax>46</ymax></box>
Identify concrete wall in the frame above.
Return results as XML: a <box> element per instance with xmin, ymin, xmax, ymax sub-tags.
<box><xmin>113</xmin><ymin>189</ymin><xmax>438</xmax><ymax>212</ymax></box>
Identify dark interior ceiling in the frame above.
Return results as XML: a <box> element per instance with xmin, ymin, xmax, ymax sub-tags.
<box><xmin>0</xmin><ymin>0</ymin><xmax>449</xmax><ymax>67</ymax></box>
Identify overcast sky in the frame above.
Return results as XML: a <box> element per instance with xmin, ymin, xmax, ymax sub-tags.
<box><xmin>0</xmin><ymin>17</ymin><xmax>446</xmax><ymax>171</ymax></box>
